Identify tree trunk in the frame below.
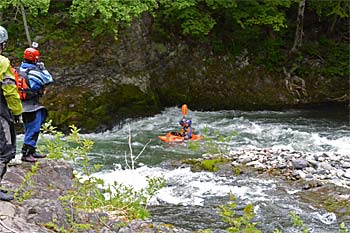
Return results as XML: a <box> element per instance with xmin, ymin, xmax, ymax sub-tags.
<box><xmin>20</xmin><ymin>4</ymin><xmax>32</xmax><ymax>47</ymax></box>
<box><xmin>329</xmin><ymin>15</ymin><xmax>338</xmax><ymax>34</ymax></box>
<box><xmin>290</xmin><ymin>0</ymin><xmax>306</xmax><ymax>53</ymax></box>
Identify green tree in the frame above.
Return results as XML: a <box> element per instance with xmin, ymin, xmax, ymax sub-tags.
<box><xmin>0</xmin><ymin>0</ymin><xmax>51</xmax><ymax>46</ymax></box>
<box><xmin>307</xmin><ymin>0</ymin><xmax>349</xmax><ymax>33</ymax></box>
<box><xmin>69</xmin><ymin>0</ymin><xmax>158</xmax><ymax>37</ymax></box>
<box><xmin>155</xmin><ymin>0</ymin><xmax>298</xmax><ymax>37</ymax></box>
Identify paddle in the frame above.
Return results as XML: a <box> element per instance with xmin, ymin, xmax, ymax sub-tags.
<box><xmin>181</xmin><ymin>104</ymin><xmax>188</xmax><ymax>117</ymax></box>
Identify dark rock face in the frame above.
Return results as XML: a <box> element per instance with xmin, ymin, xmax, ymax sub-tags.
<box><xmin>40</xmin><ymin>16</ymin><xmax>348</xmax><ymax>132</ymax></box>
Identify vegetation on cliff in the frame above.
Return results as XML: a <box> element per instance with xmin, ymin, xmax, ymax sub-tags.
<box><xmin>0</xmin><ymin>0</ymin><xmax>348</xmax><ymax>131</ymax></box>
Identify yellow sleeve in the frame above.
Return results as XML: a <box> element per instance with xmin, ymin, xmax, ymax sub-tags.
<box><xmin>0</xmin><ymin>56</ymin><xmax>23</xmax><ymax>115</ymax></box>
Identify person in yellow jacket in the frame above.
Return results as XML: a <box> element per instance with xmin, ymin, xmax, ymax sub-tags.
<box><xmin>0</xmin><ymin>26</ymin><xmax>23</xmax><ymax>201</ymax></box>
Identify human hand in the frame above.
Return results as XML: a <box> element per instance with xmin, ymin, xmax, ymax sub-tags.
<box><xmin>37</xmin><ymin>62</ymin><xmax>46</xmax><ymax>70</ymax></box>
<box><xmin>14</xmin><ymin>115</ymin><xmax>23</xmax><ymax>124</ymax></box>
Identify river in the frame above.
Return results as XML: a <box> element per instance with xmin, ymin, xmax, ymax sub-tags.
<box><xmin>36</xmin><ymin>104</ymin><xmax>350</xmax><ymax>232</ymax></box>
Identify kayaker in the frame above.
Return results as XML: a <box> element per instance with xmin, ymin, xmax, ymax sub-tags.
<box><xmin>179</xmin><ymin>119</ymin><xmax>192</xmax><ymax>140</ymax></box>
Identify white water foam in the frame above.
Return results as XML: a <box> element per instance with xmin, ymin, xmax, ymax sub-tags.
<box><xmin>310</xmin><ymin>133</ymin><xmax>350</xmax><ymax>155</ymax></box>
<box><xmin>93</xmin><ymin>166</ymin><xmax>274</xmax><ymax>206</ymax></box>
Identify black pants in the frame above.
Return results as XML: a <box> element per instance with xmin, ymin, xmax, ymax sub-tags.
<box><xmin>0</xmin><ymin>116</ymin><xmax>16</xmax><ymax>184</ymax></box>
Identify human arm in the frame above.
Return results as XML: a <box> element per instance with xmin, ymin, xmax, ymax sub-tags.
<box><xmin>28</xmin><ymin>67</ymin><xmax>53</xmax><ymax>91</ymax></box>
<box><xmin>0</xmin><ymin>56</ymin><xmax>23</xmax><ymax>115</ymax></box>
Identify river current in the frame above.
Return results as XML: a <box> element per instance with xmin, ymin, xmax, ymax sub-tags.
<box><xmin>30</xmin><ymin>105</ymin><xmax>350</xmax><ymax>232</ymax></box>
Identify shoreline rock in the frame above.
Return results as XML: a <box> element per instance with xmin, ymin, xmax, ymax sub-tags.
<box><xmin>201</xmin><ymin>148</ymin><xmax>350</xmax><ymax>189</ymax></box>
<box><xmin>1</xmin><ymin>159</ymin><xmax>189</xmax><ymax>233</ymax></box>
<box><xmin>174</xmin><ymin>147</ymin><xmax>350</xmax><ymax>222</ymax></box>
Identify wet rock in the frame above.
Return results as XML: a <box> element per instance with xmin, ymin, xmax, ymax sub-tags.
<box><xmin>240</xmin><ymin>155</ymin><xmax>252</xmax><ymax>164</ymax></box>
<box><xmin>319</xmin><ymin>162</ymin><xmax>333</xmax><ymax>171</ymax></box>
<box><xmin>2</xmin><ymin>159</ymin><xmax>191</xmax><ymax>233</ymax></box>
<box><xmin>341</xmin><ymin>162</ymin><xmax>350</xmax><ymax>169</ymax></box>
<box><xmin>297</xmin><ymin>170</ymin><xmax>307</xmax><ymax>179</ymax></box>
<box><xmin>246</xmin><ymin>161</ymin><xmax>265</xmax><ymax>169</ymax></box>
<box><xmin>221</xmin><ymin>148</ymin><xmax>350</xmax><ymax>189</ymax></box>
<box><xmin>336</xmin><ymin>169</ymin><xmax>345</xmax><ymax>178</ymax></box>
<box><xmin>292</xmin><ymin>159</ymin><xmax>308</xmax><ymax>170</ymax></box>
<box><xmin>118</xmin><ymin>220</ymin><xmax>191</xmax><ymax>233</ymax></box>
<box><xmin>343</xmin><ymin>169</ymin><xmax>350</xmax><ymax>179</ymax></box>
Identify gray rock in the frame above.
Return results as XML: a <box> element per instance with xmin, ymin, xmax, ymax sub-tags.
<box><xmin>297</xmin><ymin>170</ymin><xmax>307</xmax><ymax>179</ymax></box>
<box><xmin>292</xmin><ymin>159</ymin><xmax>308</xmax><ymax>170</ymax></box>
<box><xmin>304</xmin><ymin>166</ymin><xmax>316</xmax><ymax>174</ymax></box>
<box><xmin>336</xmin><ymin>169</ymin><xmax>345</xmax><ymax>178</ymax></box>
<box><xmin>319</xmin><ymin>162</ymin><xmax>333</xmax><ymax>171</ymax></box>
<box><xmin>0</xmin><ymin>202</ymin><xmax>16</xmax><ymax>217</ymax></box>
<box><xmin>343</xmin><ymin>169</ymin><xmax>350</xmax><ymax>179</ymax></box>
<box><xmin>341</xmin><ymin>162</ymin><xmax>350</xmax><ymax>169</ymax></box>
<box><xmin>240</xmin><ymin>156</ymin><xmax>252</xmax><ymax>164</ymax></box>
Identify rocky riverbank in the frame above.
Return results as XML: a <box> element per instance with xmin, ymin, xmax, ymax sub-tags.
<box><xmin>0</xmin><ymin>159</ymin><xmax>189</xmax><ymax>233</ymax></box>
<box><xmin>216</xmin><ymin>148</ymin><xmax>350</xmax><ymax>188</ymax></box>
<box><xmin>182</xmin><ymin>147</ymin><xmax>350</xmax><ymax>222</ymax></box>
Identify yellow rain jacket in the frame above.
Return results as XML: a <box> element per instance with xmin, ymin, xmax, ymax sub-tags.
<box><xmin>0</xmin><ymin>55</ymin><xmax>23</xmax><ymax>115</ymax></box>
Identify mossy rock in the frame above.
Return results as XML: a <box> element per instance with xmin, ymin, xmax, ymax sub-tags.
<box><xmin>43</xmin><ymin>84</ymin><xmax>160</xmax><ymax>132</ymax></box>
<box><xmin>297</xmin><ymin>183</ymin><xmax>350</xmax><ymax>222</ymax></box>
<box><xmin>182</xmin><ymin>158</ymin><xmax>230</xmax><ymax>172</ymax></box>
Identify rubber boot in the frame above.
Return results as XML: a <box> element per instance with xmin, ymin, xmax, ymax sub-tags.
<box><xmin>0</xmin><ymin>163</ymin><xmax>13</xmax><ymax>201</ymax></box>
<box><xmin>32</xmin><ymin>152</ymin><xmax>47</xmax><ymax>159</ymax></box>
<box><xmin>21</xmin><ymin>144</ymin><xmax>37</xmax><ymax>163</ymax></box>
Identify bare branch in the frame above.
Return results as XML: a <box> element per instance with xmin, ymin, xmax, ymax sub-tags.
<box><xmin>134</xmin><ymin>139</ymin><xmax>152</xmax><ymax>162</ymax></box>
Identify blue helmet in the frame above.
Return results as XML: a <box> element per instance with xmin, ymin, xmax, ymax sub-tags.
<box><xmin>185</xmin><ymin>119</ymin><xmax>192</xmax><ymax>125</ymax></box>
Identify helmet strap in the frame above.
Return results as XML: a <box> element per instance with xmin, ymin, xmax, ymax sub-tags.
<box><xmin>0</xmin><ymin>42</ymin><xmax>5</xmax><ymax>53</ymax></box>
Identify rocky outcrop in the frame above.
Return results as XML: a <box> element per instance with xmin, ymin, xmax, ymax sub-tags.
<box><xmin>34</xmin><ymin>15</ymin><xmax>348</xmax><ymax>133</ymax></box>
<box><xmin>0</xmin><ymin>159</ymin><xmax>74</xmax><ymax>232</ymax></box>
<box><xmin>0</xmin><ymin>159</ymin><xmax>190</xmax><ymax>233</ymax></box>
<box><xmin>181</xmin><ymin>148</ymin><xmax>350</xmax><ymax>222</ymax></box>
<box><xmin>200</xmin><ymin>148</ymin><xmax>350</xmax><ymax>188</ymax></box>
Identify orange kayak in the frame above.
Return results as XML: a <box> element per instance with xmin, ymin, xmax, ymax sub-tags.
<box><xmin>158</xmin><ymin>132</ymin><xmax>203</xmax><ymax>142</ymax></box>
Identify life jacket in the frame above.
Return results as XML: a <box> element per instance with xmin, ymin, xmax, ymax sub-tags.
<box><xmin>11</xmin><ymin>66</ymin><xmax>44</xmax><ymax>100</ymax></box>
<box><xmin>180</xmin><ymin>126</ymin><xmax>192</xmax><ymax>139</ymax></box>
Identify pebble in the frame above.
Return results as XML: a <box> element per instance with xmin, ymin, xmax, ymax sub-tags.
<box><xmin>343</xmin><ymin>169</ymin><xmax>350</xmax><ymax>179</ymax></box>
<box><xmin>215</xmin><ymin>148</ymin><xmax>350</xmax><ymax>188</ymax></box>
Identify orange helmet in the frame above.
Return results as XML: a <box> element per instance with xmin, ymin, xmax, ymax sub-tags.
<box><xmin>24</xmin><ymin>47</ymin><xmax>40</xmax><ymax>62</ymax></box>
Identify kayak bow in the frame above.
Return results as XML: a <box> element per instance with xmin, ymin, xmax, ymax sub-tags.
<box><xmin>158</xmin><ymin>132</ymin><xmax>203</xmax><ymax>142</ymax></box>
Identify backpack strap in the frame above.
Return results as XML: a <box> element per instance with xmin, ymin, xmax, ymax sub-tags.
<box><xmin>15</xmin><ymin>67</ymin><xmax>45</xmax><ymax>100</ymax></box>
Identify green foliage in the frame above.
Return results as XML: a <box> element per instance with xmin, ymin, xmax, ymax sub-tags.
<box><xmin>339</xmin><ymin>222</ymin><xmax>349</xmax><ymax>233</ymax></box>
<box><xmin>308</xmin><ymin>0</ymin><xmax>349</xmax><ymax>18</ymax></box>
<box><xmin>44</xmin><ymin>221</ymin><xmax>68</xmax><ymax>233</ymax></box>
<box><xmin>69</xmin><ymin>0</ymin><xmax>158</xmax><ymax>37</ymax></box>
<box><xmin>40</xmin><ymin>121</ymin><xmax>166</xmax><ymax>230</ymax></box>
<box><xmin>155</xmin><ymin>0</ymin><xmax>297</xmax><ymax>38</ymax></box>
<box><xmin>200</xmin><ymin>158</ymin><xmax>228</xmax><ymax>172</ymax></box>
<box><xmin>196</xmin><ymin>229</ymin><xmax>212</xmax><ymax>233</ymax></box>
<box><xmin>255</xmin><ymin>38</ymin><xmax>286</xmax><ymax>69</ymax></box>
<box><xmin>290</xmin><ymin>211</ymin><xmax>309</xmax><ymax>233</ymax></box>
<box><xmin>218</xmin><ymin>194</ymin><xmax>261</xmax><ymax>233</ymax></box>
<box><xmin>40</xmin><ymin>120</ymin><xmax>94</xmax><ymax>164</ymax></box>
<box><xmin>302</xmin><ymin>38</ymin><xmax>349</xmax><ymax>77</ymax></box>
<box><xmin>14</xmin><ymin>162</ymin><xmax>39</xmax><ymax>203</ymax></box>
<box><xmin>289</xmin><ymin>211</ymin><xmax>349</xmax><ymax>233</ymax></box>
<box><xmin>232</xmin><ymin>0</ymin><xmax>296</xmax><ymax>32</ymax></box>
<box><xmin>0</xmin><ymin>0</ymin><xmax>50</xmax><ymax>16</ymax></box>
